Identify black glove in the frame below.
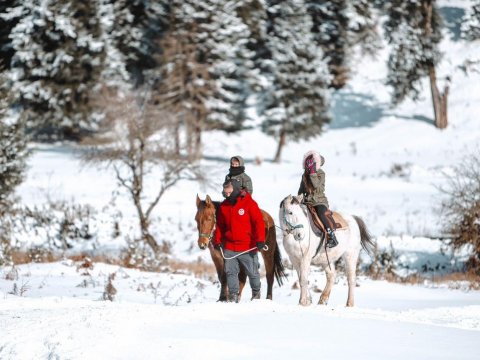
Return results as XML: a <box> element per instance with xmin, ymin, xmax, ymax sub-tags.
<box><xmin>214</xmin><ymin>243</ymin><xmax>223</xmax><ymax>250</ymax></box>
<box><xmin>256</xmin><ymin>241</ymin><xmax>266</xmax><ymax>251</ymax></box>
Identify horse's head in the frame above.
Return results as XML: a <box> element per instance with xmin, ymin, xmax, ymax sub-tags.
<box><xmin>280</xmin><ymin>194</ymin><xmax>307</xmax><ymax>241</ymax></box>
<box><xmin>195</xmin><ymin>194</ymin><xmax>217</xmax><ymax>250</ymax></box>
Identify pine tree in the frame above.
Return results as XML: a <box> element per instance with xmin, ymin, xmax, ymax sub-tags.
<box><xmin>307</xmin><ymin>0</ymin><xmax>349</xmax><ymax>89</ymax></box>
<box><xmin>0</xmin><ymin>72</ymin><xmax>28</xmax><ymax>207</ymax></box>
<box><xmin>383</xmin><ymin>0</ymin><xmax>448</xmax><ymax>129</ymax></box>
<box><xmin>261</xmin><ymin>0</ymin><xmax>332</xmax><ymax>162</ymax></box>
<box><xmin>152</xmin><ymin>0</ymin><xmax>253</xmax><ymax>158</ymax></box>
<box><xmin>462</xmin><ymin>0</ymin><xmax>480</xmax><ymax>41</ymax></box>
<box><xmin>107</xmin><ymin>0</ymin><xmax>169</xmax><ymax>87</ymax></box>
<box><xmin>307</xmin><ymin>0</ymin><xmax>380</xmax><ymax>89</ymax></box>
<box><xmin>202</xmin><ymin>0</ymin><xmax>253</xmax><ymax>132</ymax></box>
<box><xmin>7</xmin><ymin>0</ymin><xmax>105</xmax><ymax>140</ymax></box>
<box><xmin>0</xmin><ymin>0</ymin><xmax>21</xmax><ymax>70</ymax></box>
<box><xmin>347</xmin><ymin>0</ymin><xmax>380</xmax><ymax>56</ymax></box>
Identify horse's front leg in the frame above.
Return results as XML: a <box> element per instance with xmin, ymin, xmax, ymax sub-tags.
<box><xmin>238</xmin><ymin>268</ymin><xmax>247</xmax><ymax>301</ymax></box>
<box><xmin>296</xmin><ymin>259</ymin><xmax>312</xmax><ymax>306</ymax></box>
<box><xmin>344</xmin><ymin>252</ymin><xmax>359</xmax><ymax>307</ymax></box>
<box><xmin>319</xmin><ymin>263</ymin><xmax>336</xmax><ymax>305</ymax></box>
<box><xmin>210</xmin><ymin>247</ymin><xmax>228</xmax><ymax>301</ymax></box>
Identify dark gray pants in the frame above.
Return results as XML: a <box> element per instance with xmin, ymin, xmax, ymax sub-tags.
<box><xmin>224</xmin><ymin>250</ymin><xmax>261</xmax><ymax>295</ymax></box>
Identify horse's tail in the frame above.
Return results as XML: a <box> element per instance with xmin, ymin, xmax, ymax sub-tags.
<box><xmin>353</xmin><ymin>215</ymin><xmax>375</xmax><ymax>256</ymax></box>
<box><xmin>273</xmin><ymin>243</ymin><xmax>288</xmax><ymax>286</ymax></box>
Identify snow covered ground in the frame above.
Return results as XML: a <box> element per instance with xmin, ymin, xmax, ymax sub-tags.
<box><xmin>2</xmin><ymin>1</ymin><xmax>480</xmax><ymax>359</ymax></box>
<box><xmin>1</xmin><ymin>261</ymin><xmax>479</xmax><ymax>359</ymax></box>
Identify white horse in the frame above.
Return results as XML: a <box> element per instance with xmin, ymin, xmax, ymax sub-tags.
<box><xmin>279</xmin><ymin>194</ymin><xmax>374</xmax><ymax>307</ymax></box>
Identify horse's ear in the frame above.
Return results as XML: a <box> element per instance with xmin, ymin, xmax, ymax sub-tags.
<box><xmin>196</xmin><ymin>194</ymin><xmax>201</xmax><ymax>208</ymax></box>
<box><xmin>296</xmin><ymin>194</ymin><xmax>304</xmax><ymax>203</ymax></box>
<box><xmin>205</xmin><ymin>195</ymin><xmax>212</xmax><ymax>205</ymax></box>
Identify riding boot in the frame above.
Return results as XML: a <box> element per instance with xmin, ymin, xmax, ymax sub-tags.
<box><xmin>326</xmin><ymin>228</ymin><xmax>338</xmax><ymax>248</ymax></box>
<box><xmin>251</xmin><ymin>290</ymin><xmax>261</xmax><ymax>300</ymax></box>
<box><xmin>228</xmin><ymin>293</ymin><xmax>239</xmax><ymax>303</ymax></box>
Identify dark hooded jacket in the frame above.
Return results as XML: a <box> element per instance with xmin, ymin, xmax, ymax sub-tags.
<box><xmin>224</xmin><ymin>155</ymin><xmax>253</xmax><ymax>194</ymax></box>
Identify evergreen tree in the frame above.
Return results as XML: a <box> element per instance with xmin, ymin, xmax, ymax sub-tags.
<box><xmin>202</xmin><ymin>0</ymin><xmax>253</xmax><ymax>132</ymax></box>
<box><xmin>7</xmin><ymin>0</ymin><xmax>105</xmax><ymax>140</ymax></box>
<box><xmin>152</xmin><ymin>0</ymin><xmax>253</xmax><ymax>158</ymax></box>
<box><xmin>307</xmin><ymin>0</ymin><xmax>349</xmax><ymax>89</ymax></box>
<box><xmin>462</xmin><ymin>0</ymin><xmax>480</xmax><ymax>41</ymax></box>
<box><xmin>307</xmin><ymin>0</ymin><xmax>380</xmax><ymax>89</ymax></box>
<box><xmin>107</xmin><ymin>0</ymin><xmax>168</xmax><ymax>87</ymax></box>
<box><xmin>347</xmin><ymin>0</ymin><xmax>381</xmax><ymax>56</ymax></box>
<box><xmin>0</xmin><ymin>0</ymin><xmax>21</xmax><ymax>70</ymax></box>
<box><xmin>0</xmin><ymin>72</ymin><xmax>28</xmax><ymax>207</ymax></box>
<box><xmin>261</xmin><ymin>0</ymin><xmax>331</xmax><ymax>162</ymax></box>
<box><xmin>383</xmin><ymin>0</ymin><xmax>448</xmax><ymax>129</ymax></box>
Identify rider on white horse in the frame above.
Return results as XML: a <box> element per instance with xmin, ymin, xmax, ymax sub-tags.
<box><xmin>298</xmin><ymin>150</ymin><xmax>338</xmax><ymax>248</ymax></box>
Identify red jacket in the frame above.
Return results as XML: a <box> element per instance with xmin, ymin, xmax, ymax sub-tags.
<box><xmin>214</xmin><ymin>193</ymin><xmax>265</xmax><ymax>252</ymax></box>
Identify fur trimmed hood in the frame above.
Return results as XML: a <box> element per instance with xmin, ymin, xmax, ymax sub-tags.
<box><xmin>302</xmin><ymin>150</ymin><xmax>325</xmax><ymax>170</ymax></box>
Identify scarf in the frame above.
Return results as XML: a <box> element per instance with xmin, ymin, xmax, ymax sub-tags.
<box><xmin>228</xmin><ymin>166</ymin><xmax>245</xmax><ymax>177</ymax></box>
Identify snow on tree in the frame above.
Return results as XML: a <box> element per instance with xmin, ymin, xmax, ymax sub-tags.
<box><xmin>201</xmin><ymin>1</ymin><xmax>253</xmax><ymax>133</ymax></box>
<box><xmin>151</xmin><ymin>0</ymin><xmax>253</xmax><ymax>159</ymax></box>
<box><xmin>260</xmin><ymin>0</ymin><xmax>332</xmax><ymax>162</ymax></box>
<box><xmin>462</xmin><ymin>0</ymin><xmax>480</xmax><ymax>41</ymax></box>
<box><xmin>0</xmin><ymin>0</ymin><xmax>21</xmax><ymax>69</ymax></box>
<box><xmin>383</xmin><ymin>0</ymin><xmax>448</xmax><ymax>129</ymax></box>
<box><xmin>306</xmin><ymin>0</ymin><xmax>380</xmax><ymax>89</ymax></box>
<box><xmin>0</xmin><ymin>72</ymin><xmax>28</xmax><ymax>207</ymax></box>
<box><xmin>106</xmin><ymin>0</ymin><xmax>169</xmax><ymax>87</ymax></box>
<box><xmin>6</xmin><ymin>0</ymin><xmax>105</xmax><ymax>140</ymax></box>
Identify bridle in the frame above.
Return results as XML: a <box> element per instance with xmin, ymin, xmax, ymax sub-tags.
<box><xmin>198</xmin><ymin>207</ymin><xmax>217</xmax><ymax>247</ymax></box>
<box><xmin>282</xmin><ymin>200</ymin><xmax>304</xmax><ymax>237</ymax></box>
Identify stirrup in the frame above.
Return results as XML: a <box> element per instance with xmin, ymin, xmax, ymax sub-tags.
<box><xmin>326</xmin><ymin>230</ymin><xmax>338</xmax><ymax>248</ymax></box>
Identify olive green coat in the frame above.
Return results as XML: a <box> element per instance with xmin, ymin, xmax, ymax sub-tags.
<box><xmin>224</xmin><ymin>155</ymin><xmax>253</xmax><ymax>194</ymax></box>
<box><xmin>297</xmin><ymin>168</ymin><xmax>329</xmax><ymax>207</ymax></box>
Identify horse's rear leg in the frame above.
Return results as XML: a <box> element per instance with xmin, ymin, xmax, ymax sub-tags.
<box><xmin>261</xmin><ymin>248</ymin><xmax>274</xmax><ymax>300</ymax></box>
<box><xmin>319</xmin><ymin>265</ymin><xmax>336</xmax><ymax>305</ymax></box>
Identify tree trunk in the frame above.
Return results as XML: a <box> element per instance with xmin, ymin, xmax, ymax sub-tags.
<box><xmin>424</xmin><ymin>0</ymin><xmax>448</xmax><ymax>129</ymax></box>
<box><xmin>273</xmin><ymin>130</ymin><xmax>286</xmax><ymax>163</ymax></box>
<box><xmin>428</xmin><ymin>65</ymin><xmax>449</xmax><ymax>129</ymax></box>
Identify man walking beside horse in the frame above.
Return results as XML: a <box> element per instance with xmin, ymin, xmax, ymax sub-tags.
<box><xmin>213</xmin><ymin>179</ymin><xmax>267</xmax><ymax>303</ymax></box>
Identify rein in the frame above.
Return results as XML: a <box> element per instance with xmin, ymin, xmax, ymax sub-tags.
<box><xmin>219</xmin><ymin>245</ymin><xmax>270</xmax><ymax>260</ymax></box>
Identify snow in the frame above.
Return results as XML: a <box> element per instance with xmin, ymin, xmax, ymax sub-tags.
<box><xmin>1</xmin><ymin>261</ymin><xmax>479</xmax><ymax>359</ymax></box>
<box><xmin>2</xmin><ymin>1</ymin><xmax>480</xmax><ymax>359</ymax></box>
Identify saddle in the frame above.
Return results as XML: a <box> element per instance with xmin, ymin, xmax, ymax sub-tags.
<box><xmin>306</xmin><ymin>204</ymin><xmax>348</xmax><ymax>235</ymax></box>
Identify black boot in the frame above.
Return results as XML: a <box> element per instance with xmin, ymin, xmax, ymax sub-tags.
<box><xmin>326</xmin><ymin>228</ymin><xmax>338</xmax><ymax>248</ymax></box>
<box><xmin>251</xmin><ymin>290</ymin><xmax>261</xmax><ymax>300</ymax></box>
<box><xmin>228</xmin><ymin>293</ymin><xmax>239</xmax><ymax>303</ymax></box>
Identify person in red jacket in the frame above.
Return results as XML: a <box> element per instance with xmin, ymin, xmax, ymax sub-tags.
<box><xmin>213</xmin><ymin>179</ymin><xmax>266</xmax><ymax>303</ymax></box>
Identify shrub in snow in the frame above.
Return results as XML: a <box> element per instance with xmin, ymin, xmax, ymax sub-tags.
<box><xmin>440</xmin><ymin>150</ymin><xmax>480</xmax><ymax>275</ymax></box>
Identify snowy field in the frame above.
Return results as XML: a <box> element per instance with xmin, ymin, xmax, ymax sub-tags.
<box><xmin>1</xmin><ymin>261</ymin><xmax>479</xmax><ymax>359</ymax></box>
<box><xmin>2</xmin><ymin>1</ymin><xmax>480</xmax><ymax>359</ymax></box>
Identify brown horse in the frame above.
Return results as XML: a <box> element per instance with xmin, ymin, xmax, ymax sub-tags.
<box><xmin>195</xmin><ymin>194</ymin><xmax>287</xmax><ymax>301</ymax></box>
